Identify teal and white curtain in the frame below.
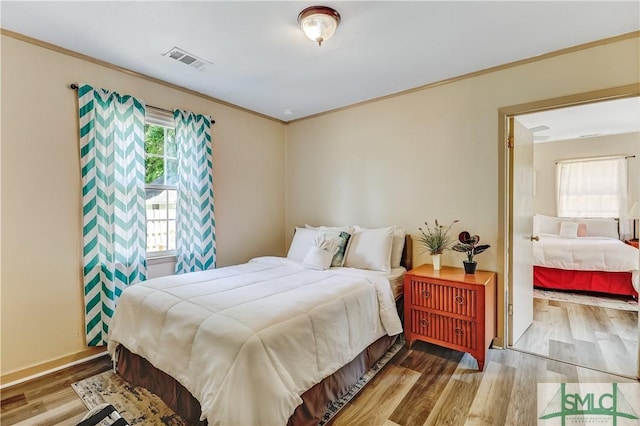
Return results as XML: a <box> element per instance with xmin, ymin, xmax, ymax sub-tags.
<box><xmin>78</xmin><ymin>84</ymin><xmax>147</xmax><ymax>346</ymax></box>
<box><xmin>174</xmin><ymin>110</ymin><xmax>216</xmax><ymax>273</ymax></box>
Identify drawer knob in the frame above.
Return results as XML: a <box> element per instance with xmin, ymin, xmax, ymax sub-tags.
<box><xmin>455</xmin><ymin>295</ymin><xmax>465</xmax><ymax>305</ymax></box>
<box><xmin>455</xmin><ymin>327</ymin><xmax>464</xmax><ymax>336</ymax></box>
<box><xmin>421</xmin><ymin>290</ymin><xmax>430</xmax><ymax>298</ymax></box>
<box><xmin>419</xmin><ymin>319</ymin><xmax>429</xmax><ymax>328</ymax></box>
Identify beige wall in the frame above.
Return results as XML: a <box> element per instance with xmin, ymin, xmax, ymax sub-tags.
<box><xmin>0</xmin><ymin>35</ymin><xmax>286</xmax><ymax>377</ymax></box>
<box><xmin>2</xmin><ymin>33</ymin><xmax>639</xmax><ymax>379</ymax></box>
<box><xmin>533</xmin><ymin>132</ymin><xmax>640</xmax><ymax>217</ymax></box>
<box><xmin>286</xmin><ymin>37</ymin><xmax>640</xmax><ymax>343</ymax></box>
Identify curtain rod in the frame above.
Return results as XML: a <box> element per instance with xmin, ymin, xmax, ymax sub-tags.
<box><xmin>69</xmin><ymin>83</ymin><xmax>215</xmax><ymax>124</ymax></box>
<box><xmin>556</xmin><ymin>154</ymin><xmax>635</xmax><ymax>165</ymax></box>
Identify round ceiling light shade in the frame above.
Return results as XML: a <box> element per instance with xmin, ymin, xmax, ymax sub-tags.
<box><xmin>297</xmin><ymin>6</ymin><xmax>341</xmax><ymax>46</ymax></box>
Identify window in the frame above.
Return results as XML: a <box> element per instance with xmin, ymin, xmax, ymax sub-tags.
<box><xmin>145</xmin><ymin>108</ymin><xmax>177</xmax><ymax>255</ymax></box>
<box><xmin>556</xmin><ymin>157</ymin><xmax>628</xmax><ymax>218</ymax></box>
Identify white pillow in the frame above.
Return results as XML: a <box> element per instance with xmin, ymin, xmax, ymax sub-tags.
<box><xmin>559</xmin><ymin>221</ymin><xmax>579</xmax><ymax>238</ymax></box>
<box><xmin>533</xmin><ymin>214</ymin><xmax>562</xmax><ymax>235</ymax></box>
<box><xmin>344</xmin><ymin>226</ymin><xmax>395</xmax><ymax>272</ymax></box>
<box><xmin>302</xmin><ymin>237</ymin><xmax>338</xmax><ymax>270</ymax></box>
<box><xmin>391</xmin><ymin>229</ymin><xmax>406</xmax><ymax>268</ymax></box>
<box><xmin>579</xmin><ymin>218</ymin><xmax>619</xmax><ymax>239</ymax></box>
<box><xmin>317</xmin><ymin>226</ymin><xmax>354</xmax><ymax>267</ymax></box>
<box><xmin>287</xmin><ymin>227</ymin><xmax>318</xmax><ymax>262</ymax></box>
<box><xmin>303</xmin><ymin>247</ymin><xmax>334</xmax><ymax>270</ymax></box>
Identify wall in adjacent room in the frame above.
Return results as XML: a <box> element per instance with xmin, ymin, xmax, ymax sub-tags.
<box><xmin>1</xmin><ymin>35</ymin><xmax>286</xmax><ymax>378</ymax></box>
<box><xmin>533</xmin><ymin>132</ymin><xmax>640</xmax><ymax>217</ymax></box>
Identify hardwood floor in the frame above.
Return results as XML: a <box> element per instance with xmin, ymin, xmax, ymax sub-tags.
<box><xmin>512</xmin><ymin>297</ymin><xmax>638</xmax><ymax>378</ymax></box>
<box><xmin>1</xmin><ymin>356</ymin><xmax>112</xmax><ymax>426</ymax></box>
<box><xmin>2</xmin><ymin>341</ymin><xmax>637</xmax><ymax>426</ymax></box>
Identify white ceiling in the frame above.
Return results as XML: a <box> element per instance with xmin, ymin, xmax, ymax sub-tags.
<box><xmin>1</xmin><ymin>1</ymin><xmax>639</xmax><ymax>122</ymax></box>
<box><xmin>517</xmin><ymin>97</ymin><xmax>640</xmax><ymax>143</ymax></box>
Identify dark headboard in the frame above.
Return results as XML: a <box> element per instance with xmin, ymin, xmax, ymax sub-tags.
<box><xmin>401</xmin><ymin>235</ymin><xmax>413</xmax><ymax>270</ymax></box>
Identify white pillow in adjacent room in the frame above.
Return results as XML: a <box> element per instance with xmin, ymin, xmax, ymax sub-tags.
<box><xmin>287</xmin><ymin>227</ymin><xmax>318</xmax><ymax>262</ymax></box>
<box><xmin>559</xmin><ymin>221</ymin><xmax>579</xmax><ymax>239</ymax></box>
<box><xmin>533</xmin><ymin>214</ymin><xmax>562</xmax><ymax>235</ymax></box>
<box><xmin>344</xmin><ymin>226</ymin><xmax>395</xmax><ymax>272</ymax></box>
<box><xmin>579</xmin><ymin>218</ymin><xmax>620</xmax><ymax>239</ymax></box>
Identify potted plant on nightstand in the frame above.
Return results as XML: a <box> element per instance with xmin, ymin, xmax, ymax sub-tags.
<box><xmin>416</xmin><ymin>219</ymin><xmax>459</xmax><ymax>271</ymax></box>
<box><xmin>451</xmin><ymin>231</ymin><xmax>490</xmax><ymax>274</ymax></box>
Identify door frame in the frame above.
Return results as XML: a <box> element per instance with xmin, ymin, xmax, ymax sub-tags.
<box><xmin>496</xmin><ymin>83</ymin><xmax>639</xmax><ymax>351</ymax></box>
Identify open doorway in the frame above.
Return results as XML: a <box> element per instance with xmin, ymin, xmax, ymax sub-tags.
<box><xmin>498</xmin><ymin>85</ymin><xmax>640</xmax><ymax>379</ymax></box>
<box><xmin>512</xmin><ymin>98</ymin><xmax>639</xmax><ymax>378</ymax></box>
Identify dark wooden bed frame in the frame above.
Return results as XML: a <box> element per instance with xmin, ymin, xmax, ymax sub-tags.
<box><xmin>115</xmin><ymin>235</ymin><xmax>413</xmax><ymax>425</ymax></box>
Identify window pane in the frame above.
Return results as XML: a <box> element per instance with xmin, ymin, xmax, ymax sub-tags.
<box><xmin>166</xmin><ymin>159</ymin><xmax>178</xmax><ymax>186</ymax></box>
<box><xmin>166</xmin><ymin>128</ymin><xmax>177</xmax><ymax>158</ymax></box>
<box><xmin>168</xmin><ymin>190</ymin><xmax>177</xmax><ymax>219</ymax></box>
<box><xmin>147</xmin><ymin>220</ymin><xmax>169</xmax><ymax>252</ymax></box>
<box><xmin>168</xmin><ymin>220</ymin><xmax>176</xmax><ymax>250</ymax></box>
<box><xmin>146</xmin><ymin>189</ymin><xmax>168</xmax><ymax>219</ymax></box>
<box><xmin>145</xmin><ymin>156</ymin><xmax>164</xmax><ymax>184</ymax></box>
<box><xmin>144</xmin><ymin>125</ymin><xmax>165</xmax><ymax>155</ymax></box>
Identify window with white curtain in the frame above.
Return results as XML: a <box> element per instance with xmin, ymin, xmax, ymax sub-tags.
<box><xmin>556</xmin><ymin>157</ymin><xmax>628</xmax><ymax>219</ymax></box>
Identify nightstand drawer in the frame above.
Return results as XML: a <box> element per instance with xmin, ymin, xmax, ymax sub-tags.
<box><xmin>408</xmin><ymin>279</ymin><xmax>477</xmax><ymax>319</ymax></box>
<box><xmin>409</xmin><ymin>309</ymin><xmax>477</xmax><ymax>351</ymax></box>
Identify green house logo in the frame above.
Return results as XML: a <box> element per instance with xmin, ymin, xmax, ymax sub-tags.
<box><xmin>539</xmin><ymin>383</ymin><xmax>639</xmax><ymax>425</ymax></box>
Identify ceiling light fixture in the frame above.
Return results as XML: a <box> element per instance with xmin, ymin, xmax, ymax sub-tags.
<box><xmin>298</xmin><ymin>6</ymin><xmax>341</xmax><ymax>47</ymax></box>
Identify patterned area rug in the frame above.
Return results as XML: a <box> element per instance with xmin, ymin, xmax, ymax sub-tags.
<box><xmin>72</xmin><ymin>340</ymin><xmax>403</xmax><ymax>425</ymax></box>
<box><xmin>533</xmin><ymin>288</ymin><xmax>638</xmax><ymax>312</ymax></box>
<box><xmin>72</xmin><ymin>370</ymin><xmax>189</xmax><ymax>425</ymax></box>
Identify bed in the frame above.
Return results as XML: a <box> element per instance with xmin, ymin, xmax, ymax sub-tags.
<box><xmin>532</xmin><ymin>215</ymin><xmax>639</xmax><ymax>297</ymax></box>
<box><xmin>107</xmin><ymin>226</ymin><xmax>411</xmax><ymax>425</ymax></box>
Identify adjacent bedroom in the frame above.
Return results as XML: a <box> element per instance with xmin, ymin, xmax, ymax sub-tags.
<box><xmin>512</xmin><ymin>97</ymin><xmax>640</xmax><ymax>378</ymax></box>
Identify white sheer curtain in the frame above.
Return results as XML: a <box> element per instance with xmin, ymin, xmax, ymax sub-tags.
<box><xmin>556</xmin><ymin>156</ymin><xmax>630</xmax><ymax>239</ymax></box>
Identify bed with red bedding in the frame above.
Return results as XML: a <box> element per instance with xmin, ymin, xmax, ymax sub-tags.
<box><xmin>533</xmin><ymin>234</ymin><xmax>639</xmax><ymax>297</ymax></box>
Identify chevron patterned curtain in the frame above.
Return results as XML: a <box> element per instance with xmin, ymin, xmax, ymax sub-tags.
<box><xmin>174</xmin><ymin>110</ymin><xmax>216</xmax><ymax>273</ymax></box>
<box><xmin>78</xmin><ymin>84</ymin><xmax>147</xmax><ymax>346</ymax></box>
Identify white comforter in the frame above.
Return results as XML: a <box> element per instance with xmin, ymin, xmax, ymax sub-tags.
<box><xmin>107</xmin><ymin>257</ymin><xmax>402</xmax><ymax>425</ymax></box>
<box><xmin>533</xmin><ymin>234</ymin><xmax>640</xmax><ymax>291</ymax></box>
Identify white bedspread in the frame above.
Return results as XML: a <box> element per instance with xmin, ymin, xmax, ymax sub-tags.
<box><xmin>107</xmin><ymin>256</ymin><xmax>402</xmax><ymax>425</ymax></box>
<box><xmin>533</xmin><ymin>234</ymin><xmax>639</xmax><ymax>291</ymax></box>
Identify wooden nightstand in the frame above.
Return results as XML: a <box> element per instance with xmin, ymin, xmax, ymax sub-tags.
<box><xmin>403</xmin><ymin>264</ymin><xmax>496</xmax><ymax>371</ymax></box>
<box><xmin>625</xmin><ymin>239</ymin><xmax>639</xmax><ymax>248</ymax></box>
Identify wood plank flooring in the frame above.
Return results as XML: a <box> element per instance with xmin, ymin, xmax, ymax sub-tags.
<box><xmin>2</xmin><ymin>341</ymin><xmax>637</xmax><ymax>426</ymax></box>
<box><xmin>1</xmin><ymin>355</ymin><xmax>112</xmax><ymax>426</ymax></box>
<box><xmin>512</xmin><ymin>298</ymin><xmax>638</xmax><ymax>378</ymax></box>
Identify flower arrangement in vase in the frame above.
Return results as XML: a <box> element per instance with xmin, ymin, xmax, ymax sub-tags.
<box><xmin>451</xmin><ymin>231</ymin><xmax>490</xmax><ymax>274</ymax></box>
<box><xmin>416</xmin><ymin>219</ymin><xmax>459</xmax><ymax>270</ymax></box>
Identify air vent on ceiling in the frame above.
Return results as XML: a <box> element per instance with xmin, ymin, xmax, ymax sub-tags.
<box><xmin>162</xmin><ymin>47</ymin><xmax>211</xmax><ymax>71</ymax></box>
